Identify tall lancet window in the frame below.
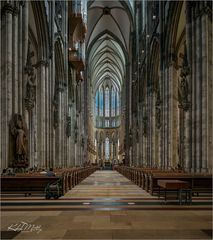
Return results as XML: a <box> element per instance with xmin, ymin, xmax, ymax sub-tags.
<box><xmin>95</xmin><ymin>81</ymin><xmax>120</xmax><ymax>128</ymax></box>
<box><xmin>99</xmin><ymin>87</ymin><xmax>103</xmax><ymax>116</ymax></box>
<box><xmin>111</xmin><ymin>87</ymin><xmax>116</xmax><ymax>117</ymax></box>
<box><xmin>105</xmin><ymin>137</ymin><xmax>110</xmax><ymax>160</ymax></box>
<box><xmin>105</xmin><ymin>86</ymin><xmax>110</xmax><ymax>117</ymax></box>
<box><xmin>116</xmin><ymin>91</ymin><xmax>120</xmax><ymax>115</ymax></box>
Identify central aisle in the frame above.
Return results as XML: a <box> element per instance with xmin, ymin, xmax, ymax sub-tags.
<box><xmin>63</xmin><ymin>170</ymin><xmax>151</xmax><ymax>199</ymax></box>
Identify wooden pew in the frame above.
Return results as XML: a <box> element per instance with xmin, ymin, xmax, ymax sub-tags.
<box><xmin>1</xmin><ymin>166</ymin><xmax>97</xmax><ymax>197</ymax></box>
<box><xmin>116</xmin><ymin>166</ymin><xmax>212</xmax><ymax>197</ymax></box>
<box><xmin>149</xmin><ymin>172</ymin><xmax>212</xmax><ymax>196</ymax></box>
<box><xmin>1</xmin><ymin>176</ymin><xmax>61</xmax><ymax>196</ymax></box>
<box><xmin>191</xmin><ymin>174</ymin><xmax>212</xmax><ymax>196</ymax></box>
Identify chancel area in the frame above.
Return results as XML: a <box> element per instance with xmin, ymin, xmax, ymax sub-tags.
<box><xmin>0</xmin><ymin>0</ymin><xmax>212</xmax><ymax>239</ymax></box>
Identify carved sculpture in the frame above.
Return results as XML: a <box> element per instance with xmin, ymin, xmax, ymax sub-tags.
<box><xmin>25</xmin><ymin>41</ymin><xmax>36</xmax><ymax>110</ymax></box>
<box><xmin>74</xmin><ymin>121</ymin><xmax>78</xmax><ymax>143</ymax></box>
<box><xmin>178</xmin><ymin>45</ymin><xmax>190</xmax><ymax>111</ymax></box>
<box><xmin>10</xmin><ymin>114</ymin><xmax>28</xmax><ymax>168</ymax></box>
<box><xmin>53</xmin><ymin>90</ymin><xmax>59</xmax><ymax>129</ymax></box>
<box><xmin>178</xmin><ymin>76</ymin><xmax>189</xmax><ymax>108</ymax></box>
<box><xmin>66</xmin><ymin>116</ymin><xmax>71</xmax><ymax>137</ymax></box>
<box><xmin>55</xmin><ymin>1</ymin><xmax>62</xmax><ymax>29</ymax></box>
<box><xmin>129</xmin><ymin>129</ymin><xmax>133</xmax><ymax>146</ymax></box>
<box><xmin>142</xmin><ymin>116</ymin><xmax>148</xmax><ymax>137</ymax></box>
<box><xmin>81</xmin><ymin>135</ymin><xmax>84</xmax><ymax>147</ymax></box>
<box><xmin>156</xmin><ymin>106</ymin><xmax>161</xmax><ymax>129</ymax></box>
<box><xmin>155</xmin><ymin>85</ymin><xmax>162</xmax><ymax>129</ymax></box>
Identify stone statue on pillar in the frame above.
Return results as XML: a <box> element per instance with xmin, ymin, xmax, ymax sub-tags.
<box><xmin>25</xmin><ymin>41</ymin><xmax>36</xmax><ymax>110</ymax></box>
<box><xmin>129</xmin><ymin>128</ymin><xmax>133</xmax><ymax>146</ymax></box>
<box><xmin>9</xmin><ymin>114</ymin><xmax>29</xmax><ymax>168</ymax></box>
<box><xmin>53</xmin><ymin>89</ymin><xmax>59</xmax><ymax>129</ymax></box>
<box><xmin>66</xmin><ymin>116</ymin><xmax>71</xmax><ymax>137</ymax></box>
<box><xmin>155</xmin><ymin>106</ymin><xmax>161</xmax><ymax>129</ymax></box>
<box><xmin>155</xmin><ymin>84</ymin><xmax>162</xmax><ymax>129</ymax></box>
<box><xmin>142</xmin><ymin>116</ymin><xmax>148</xmax><ymax>137</ymax></box>
<box><xmin>178</xmin><ymin>45</ymin><xmax>190</xmax><ymax>111</ymax></box>
<box><xmin>81</xmin><ymin>135</ymin><xmax>85</xmax><ymax>147</ymax></box>
<box><xmin>74</xmin><ymin>121</ymin><xmax>78</xmax><ymax>143</ymax></box>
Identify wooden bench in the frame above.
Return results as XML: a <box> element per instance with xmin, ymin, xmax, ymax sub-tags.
<box><xmin>1</xmin><ymin>176</ymin><xmax>62</xmax><ymax>196</ymax></box>
<box><xmin>158</xmin><ymin>179</ymin><xmax>192</xmax><ymax>205</ymax></box>
<box><xmin>150</xmin><ymin>173</ymin><xmax>212</xmax><ymax>196</ymax></box>
<box><xmin>191</xmin><ymin>175</ymin><xmax>212</xmax><ymax>196</ymax></box>
<box><xmin>116</xmin><ymin>166</ymin><xmax>212</xmax><ymax>197</ymax></box>
<box><xmin>1</xmin><ymin>166</ymin><xmax>97</xmax><ymax>197</ymax></box>
<box><xmin>149</xmin><ymin>173</ymin><xmax>190</xmax><ymax>195</ymax></box>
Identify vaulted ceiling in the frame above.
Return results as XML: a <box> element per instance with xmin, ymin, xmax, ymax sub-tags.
<box><xmin>86</xmin><ymin>0</ymin><xmax>133</xmax><ymax>91</ymax></box>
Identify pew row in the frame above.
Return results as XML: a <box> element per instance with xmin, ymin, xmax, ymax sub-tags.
<box><xmin>116</xmin><ymin>166</ymin><xmax>212</xmax><ymax>196</ymax></box>
<box><xmin>1</xmin><ymin>166</ymin><xmax>96</xmax><ymax>197</ymax></box>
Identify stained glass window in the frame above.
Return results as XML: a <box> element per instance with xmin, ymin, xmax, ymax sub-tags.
<box><xmin>105</xmin><ymin>87</ymin><xmax>110</xmax><ymax>117</ymax></box>
<box><xmin>95</xmin><ymin>83</ymin><xmax>120</xmax><ymax>128</ymax></box>
<box><xmin>111</xmin><ymin>88</ymin><xmax>116</xmax><ymax>116</ymax></box>
<box><xmin>116</xmin><ymin>91</ymin><xmax>120</xmax><ymax>115</ymax></box>
<box><xmin>99</xmin><ymin>88</ymin><xmax>103</xmax><ymax>116</ymax></box>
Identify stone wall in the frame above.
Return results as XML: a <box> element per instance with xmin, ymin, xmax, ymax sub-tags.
<box><xmin>0</xmin><ymin>1</ymin><xmax>85</xmax><ymax>171</ymax></box>
<box><xmin>131</xmin><ymin>1</ymin><xmax>212</xmax><ymax>173</ymax></box>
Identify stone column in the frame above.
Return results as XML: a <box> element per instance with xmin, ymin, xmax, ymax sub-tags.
<box><xmin>162</xmin><ymin>66</ymin><xmax>169</xmax><ymax>170</ymax></box>
<box><xmin>159</xmin><ymin>69</ymin><xmax>164</xmax><ymax>169</ymax></box>
<box><xmin>168</xmin><ymin>62</ymin><xmax>175</xmax><ymax>169</ymax></box>
<box><xmin>45</xmin><ymin>66</ymin><xmax>50</xmax><ymax>166</ymax></box>
<box><xmin>195</xmin><ymin>13</ymin><xmax>202</xmax><ymax>173</ymax></box>
<box><xmin>61</xmin><ymin>85</ymin><xmax>64</xmax><ymax>167</ymax></box>
<box><xmin>50</xmin><ymin>1</ymin><xmax>55</xmax><ymax>168</ymax></box>
<box><xmin>207</xmin><ymin>5</ymin><xmax>213</xmax><ymax>171</ymax></box>
<box><xmin>12</xmin><ymin>6</ymin><xmax>19</xmax><ymax>114</ymax></box>
<box><xmin>1</xmin><ymin>3</ymin><xmax>13</xmax><ymax>168</ymax></box>
<box><xmin>201</xmin><ymin>7</ymin><xmax>208</xmax><ymax>172</ymax></box>
<box><xmin>184</xmin><ymin>102</ymin><xmax>191</xmax><ymax>172</ymax></box>
<box><xmin>71</xmin><ymin>107</ymin><xmax>75</xmax><ymax>166</ymax></box>
<box><xmin>0</xmin><ymin>1</ymin><xmax>2</xmax><ymax>169</ymax></box>
<box><xmin>138</xmin><ymin>104</ymin><xmax>143</xmax><ymax>166</ymax></box>
<box><xmin>147</xmin><ymin>93</ymin><xmax>151</xmax><ymax>167</ymax></box>
<box><xmin>22</xmin><ymin>1</ymin><xmax>29</xmax><ymax>112</ymax></box>
<box><xmin>18</xmin><ymin>3</ymin><xmax>23</xmax><ymax>114</ymax></box>
<box><xmin>109</xmin><ymin>88</ymin><xmax>112</xmax><ymax>124</ymax></box>
<box><xmin>125</xmin><ymin>63</ymin><xmax>130</xmax><ymax>165</ymax></box>
<box><xmin>36</xmin><ymin>60</ymin><xmax>48</xmax><ymax>168</ymax></box>
<box><xmin>184</xmin><ymin>2</ymin><xmax>192</xmax><ymax>172</ymax></box>
<box><xmin>64</xmin><ymin>0</ymin><xmax>69</xmax><ymax>167</ymax></box>
<box><xmin>191</xmin><ymin>6</ymin><xmax>196</xmax><ymax>173</ymax></box>
<box><xmin>151</xmin><ymin>94</ymin><xmax>156</xmax><ymax>167</ymax></box>
<box><xmin>58</xmin><ymin>87</ymin><xmax>63</xmax><ymax>167</ymax></box>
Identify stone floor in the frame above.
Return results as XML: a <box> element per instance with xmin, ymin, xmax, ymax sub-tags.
<box><xmin>1</xmin><ymin>170</ymin><xmax>212</xmax><ymax>239</ymax></box>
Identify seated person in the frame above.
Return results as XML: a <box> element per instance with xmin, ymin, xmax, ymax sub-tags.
<box><xmin>46</xmin><ymin>168</ymin><xmax>55</xmax><ymax>177</ymax></box>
